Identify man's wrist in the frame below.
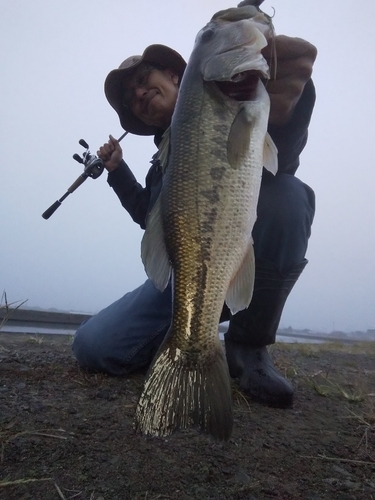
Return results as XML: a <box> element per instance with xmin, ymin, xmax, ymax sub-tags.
<box><xmin>105</xmin><ymin>160</ymin><xmax>121</xmax><ymax>172</ymax></box>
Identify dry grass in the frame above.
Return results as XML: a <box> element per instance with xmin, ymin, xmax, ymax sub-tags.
<box><xmin>0</xmin><ymin>291</ymin><xmax>28</xmax><ymax>331</ymax></box>
<box><xmin>276</xmin><ymin>340</ymin><xmax>375</xmax><ymax>404</ymax></box>
<box><xmin>339</xmin><ymin>404</ymin><xmax>375</xmax><ymax>458</ymax></box>
<box><xmin>232</xmin><ymin>385</ymin><xmax>252</xmax><ymax>413</ymax></box>
<box><xmin>306</xmin><ymin>368</ymin><xmax>367</xmax><ymax>402</ymax></box>
<box><xmin>26</xmin><ymin>333</ymin><xmax>44</xmax><ymax>344</ymax></box>
<box><xmin>278</xmin><ymin>339</ymin><xmax>375</xmax><ymax>356</ymax></box>
<box><xmin>0</xmin><ymin>477</ymin><xmax>53</xmax><ymax>487</ymax></box>
<box><xmin>0</xmin><ymin>428</ymin><xmax>74</xmax><ymax>464</ymax></box>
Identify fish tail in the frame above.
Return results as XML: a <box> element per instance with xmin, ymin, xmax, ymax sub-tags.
<box><xmin>135</xmin><ymin>341</ymin><xmax>233</xmax><ymax>441</ymax></box>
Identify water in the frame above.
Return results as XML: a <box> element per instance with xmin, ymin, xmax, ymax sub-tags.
<box><xmin>218</xmin><ymin>323</ymin><xmax>326</xmax><ymax>344</ymax></box>
<box><xmin>1</xmin><ymin>325</ymin><xmax>76</xmax><ymax>336</ymax></box>
<box><xmin>0</xmin><ymin>322</ymin><xmax>349</xmax><ymax>345</ymax></box>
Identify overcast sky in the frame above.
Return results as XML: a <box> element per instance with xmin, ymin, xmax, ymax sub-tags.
<box><xmin>1</xmin><ymin>0</ymin><xmax>374</xmax><ymax>333</ymax></box>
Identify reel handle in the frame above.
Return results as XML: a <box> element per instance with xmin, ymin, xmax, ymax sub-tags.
<box><xmin>79</xmin><ymin>138</ymin><xmax>89</xmax><ymax>149</ymax></box>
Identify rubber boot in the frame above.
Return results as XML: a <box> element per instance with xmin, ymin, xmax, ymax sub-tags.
<box><xmin>225</xmin><ymin>259</ymin><xmax>307</xmax><ymax>408</ymax></box>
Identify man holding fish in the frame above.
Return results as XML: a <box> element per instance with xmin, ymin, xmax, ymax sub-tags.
<box><xmin>72</xmin><ymin>1</ymin><xmax>317</xmax><ymax>435</ymax></box>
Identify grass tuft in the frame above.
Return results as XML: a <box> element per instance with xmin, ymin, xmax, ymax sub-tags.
<box><xmin>232</xmin><ymin>385</ymin><xmax>252</xmax><ymax>413</ymax></box>
<box><xmin>306</xmin><ymin>369</ymin><xmax>367</xmax><ymax>402</ymax></box>
<box><xmin>0</xmin><ymin>291</ymin><xmax>28</xmax><ymax>331</ymax></box>
<box><xmin>26</xmin><ymin>333</ymin><xmax>44</xmax><ymax>345</ymax></box>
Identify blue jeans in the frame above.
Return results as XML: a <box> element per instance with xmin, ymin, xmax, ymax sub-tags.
<box><xmin>72</xmin><ymin>173</ymin><xmax>315</xmax><ymax>375</ymax></box>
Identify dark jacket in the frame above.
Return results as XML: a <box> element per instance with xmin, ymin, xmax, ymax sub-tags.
<box><xmin>107</xmin><ymin>79</ymin><xmax>316</xmax><ymax>230</ymax></box>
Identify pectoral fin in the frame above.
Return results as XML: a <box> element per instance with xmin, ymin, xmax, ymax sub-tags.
<box><xmin>225</xmin><ymin>241</ymin><xmax>255</xmax><ymax>314</ymax></box>
<box><xmin>141</xmin><ymin>195</ymin><xmax>171</xmax><ymax>291</ymax></box>
<box><xmin>158</xmin><ymin>126</ymin><xmax>171</xmax><ymax>173</ymax></box>
<box><xmin>227</xmin><ymin>107</ymin><xmax>253</xmax><ymax>169</ymax></box>
<box><xmin>263</xmin><ymin>132</ymin><xmax>278</xmax><ymax>175</ymax></box>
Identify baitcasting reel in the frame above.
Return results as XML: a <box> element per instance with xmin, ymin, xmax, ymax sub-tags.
<box><xmin>73</xmin><ymin>138</ymin><xmax>105</xmax><ymax>179</ymax></box>
<box><xmin>42</xmin><ymin>132</ymin><xmax>127</xmax><ymax>220</ymax></box>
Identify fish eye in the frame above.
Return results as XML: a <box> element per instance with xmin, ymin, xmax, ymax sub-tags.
<box><xmin>201</xmin><ymin>28</ymin><xmax>215</xmax><ymax>43</ymax></box>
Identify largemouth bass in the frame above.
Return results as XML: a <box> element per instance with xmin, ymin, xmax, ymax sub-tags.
<box><xmin>136</xmin><ymin>0</ymin><xmax>277</xmax><ymax>440</ymax></box>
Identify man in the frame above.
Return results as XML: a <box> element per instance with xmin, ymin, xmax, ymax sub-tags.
<box><xmin>72</xmin><ymin>33</ymin><xmax>317</xmax><ymax>409</ymax></box>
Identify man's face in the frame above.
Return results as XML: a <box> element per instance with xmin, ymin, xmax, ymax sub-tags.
<box><xmin>123</xmin><ymin>64</ymin><xmax>179</xmax><ymax>129</ymax></box>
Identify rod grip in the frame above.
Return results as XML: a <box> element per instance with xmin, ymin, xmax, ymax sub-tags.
<box><xmin>42</xmin><ymin>201</ymin><xmax>62</xmax><ymax>220</ymax></box>
<box><xmin>67</xmin><ymin>174</ymin><xmax>88</xmax><ymax>193</ymax></box>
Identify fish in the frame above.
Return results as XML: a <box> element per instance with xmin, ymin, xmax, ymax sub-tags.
<box><xmin>135</xmin><ymin>1</ymin><xmax>278</xmax><ymax>441</ymax></box>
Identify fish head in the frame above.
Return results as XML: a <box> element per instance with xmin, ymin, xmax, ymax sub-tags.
<box><xmin>190</xmin><ymin>4</ymin><xmax>274</xmax><ymax>99</ymax></box>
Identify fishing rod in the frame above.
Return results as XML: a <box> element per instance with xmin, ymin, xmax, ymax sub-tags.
<box><xmin>41</xmin><ymin>131</ymin><xmax>128</xmax><ymax>220</ymax></box>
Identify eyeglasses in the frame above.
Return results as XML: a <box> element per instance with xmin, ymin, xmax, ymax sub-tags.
<box><xmin>122</xmin><ymin>63</ymin><xmax>163</xmax><ymax>109</ymax></box>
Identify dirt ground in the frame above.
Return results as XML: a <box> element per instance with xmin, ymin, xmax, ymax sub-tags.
<box><xmin>0</xmin><ymin>333</ymin><xmax>374</xmax><ymax>500</ymax></box>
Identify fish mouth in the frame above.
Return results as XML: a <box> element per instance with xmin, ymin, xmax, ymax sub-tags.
<box><xmin>214</xmin><ymin>70</ymin><xmax>263</xmax><ymax>101</ymax></box>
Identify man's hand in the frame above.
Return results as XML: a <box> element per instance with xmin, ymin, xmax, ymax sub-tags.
<box><xmin>97</xmin><ymin>135</ymin><xmax>123</xmax><ymax>172</ymax></box>
<box><xmin>263</xmin><ymin>35</ymin><xmax>317</xmax><ymax>126</ymax></box>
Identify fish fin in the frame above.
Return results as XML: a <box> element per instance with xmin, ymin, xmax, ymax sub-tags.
<box><xmin>263</xmin><ymin>132</ymin><xmax>278</xmax><ymax>175</ymax></box>
<box><xmin>225</xmin><ymin>241</ymin><xmax>255</xmax><ymax>314</ymax></box>
<box><xmin>227</xmin><ymin>107</ymin><xmax>253</xmax><ymax>169</ymax></box>
<box><xmin>135</xmin><ymin>339</ymin><xmax>233</xmax><ymax>441</ymax></box>
<box><xmin>158</xmin><ymin>126</ymin><xmax>171</xmax><ymax>173</ymax></box>
<box><xmin>141</xmin><ymin>195</ymin><xmax>171</xmax><ymax>291</ymax></box>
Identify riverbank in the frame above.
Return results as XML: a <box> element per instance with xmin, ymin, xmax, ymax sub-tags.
<box><xmin>0</xmin><ymin>333</ymin><xmax>374</xmax><ymax>499</ymax></box>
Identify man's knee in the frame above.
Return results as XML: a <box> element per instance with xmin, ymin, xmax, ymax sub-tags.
<box><xmin>253</xmin><ymin>173</ymin><xmax>315</xmax><ymax>272</ymax></box>
<box><xmin>72</xmin><ymin>318</ymin><xmax>110</xmax><ymax>373</ymax></box>
<box><xmin>257</xmin><ymin>173</ymin><xmax>315</xmax><ymax>227</ymax></box>
<box><xmin>71</xmin><ymin>281</ymin><xmax>173</xmax><ymax>375</ymax></box>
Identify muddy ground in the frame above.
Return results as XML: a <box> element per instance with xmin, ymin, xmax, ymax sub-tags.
<box><xmin>0</xmin><ymin>333</ymin><xmax>374</xmax><ymax>500</ymax></box>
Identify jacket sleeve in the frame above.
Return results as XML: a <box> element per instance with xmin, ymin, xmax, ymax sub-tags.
<box><xmin>106</xmin><ymin>156</ymin><xmax>163</xmax><ymax>229</ymax></box>
<box><xmin>107</xmin><ymin>160</ymin><xmax>151</xmax><ymax>229</ymax></box>
<box><xmin>267</xmin><ymin>78</ymin><xmax>316</xmax><ymax>175</ymax></box>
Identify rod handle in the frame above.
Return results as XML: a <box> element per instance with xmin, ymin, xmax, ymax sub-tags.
<box><xmin>42</xmin><ymin>200</ymin><xmax>62</xmax><ymax>220</ymax></box>
<box><xmin>67</xmin><ymin>174</ymin><xmax>88</xmax><ymax>193</ymax></box>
